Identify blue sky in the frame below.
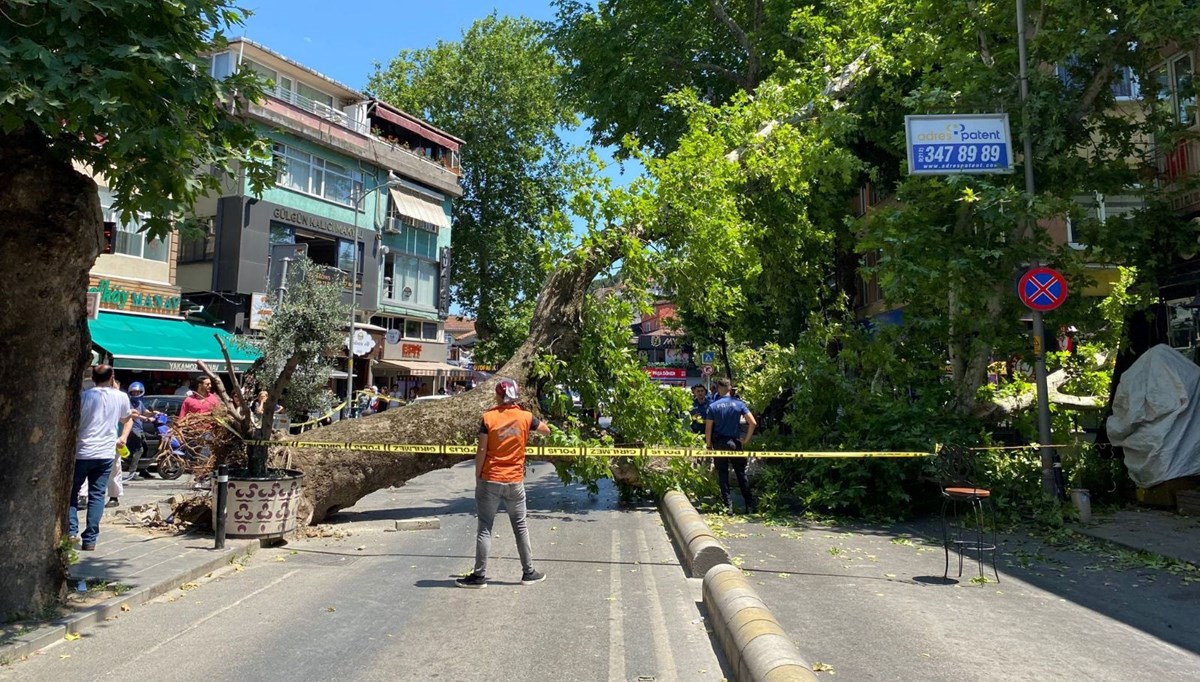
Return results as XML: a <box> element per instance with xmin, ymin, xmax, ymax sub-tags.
<box><xmin>235</xmin><ymin>0</ymin><xmax>633</xmax><ymax>176</ymax></box>
<box><xmin>236</xmin><ymin>1</ymin><xmax>560</xmax><ymax>90</ymax></box>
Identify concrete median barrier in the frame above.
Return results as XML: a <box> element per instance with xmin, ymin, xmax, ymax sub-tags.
<box><xmin>660</xmin><ymin>490</ymin><xmax>730</xmax><ymax>577</ymax></box>
<box><xmin>703</xmin><ymin>563</ymin><xmax>818</xmax><ymax>682</ymax></box>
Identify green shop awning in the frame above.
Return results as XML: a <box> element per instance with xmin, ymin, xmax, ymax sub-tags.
<box><xmin>89</xmin><ymin>312</ymin><xmax>259</xmax><ymax>372</ymax></box>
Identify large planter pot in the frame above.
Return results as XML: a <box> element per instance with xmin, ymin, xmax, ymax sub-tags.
<box><xmin>216</xmin><ymin>469</ymin><xmax>305</xmax><ymax>539</ymax></box>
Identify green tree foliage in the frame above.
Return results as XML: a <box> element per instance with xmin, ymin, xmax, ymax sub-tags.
<box><xmin>0</xmin><ymin>0</ymin><xmax>274</xmax><ymax>233</ymax></box>
<box><xmin>554</xmin><ymin>0</ymin><xmax>1200</xmax><ymax>513</ymax></box>
<box><xmin>552</xmin><ymin>0</ymin><xmax>797</xmax><ymax>154</ymax></box>
<box><xmin>368</xmin><ymin>14</ymin><xmax>578</xmax><ymax>346</ymax></box>
<box><xmin>244</xmin><ymin>259</ymin><xmax>349</xmax><ymax>420</ymax></box>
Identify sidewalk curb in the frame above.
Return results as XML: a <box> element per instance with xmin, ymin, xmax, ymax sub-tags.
<box><xmin>660</xmin><ymin>490</ymin><xmax>730</xmax><ymax>577</ymax></box>
<box><xmin>0</xmin><ymin>538</ymin><xmax>256</xmax><ymax>663</ymax></box>
<box><xmin>703</xmin><ymin>564</ymin><xmax>818</xmax><ymax>682</ymax></box>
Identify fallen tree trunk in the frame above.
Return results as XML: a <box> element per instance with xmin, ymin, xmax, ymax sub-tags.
<box><xmin>974</xmin><ymin>353</ymin><xmax>1108</xmax><ymax>422</ymax></box>
<box><xmin>289</xmin><ymin>236</ymin><xmax>624</xmax><ymax>524</ymax></box>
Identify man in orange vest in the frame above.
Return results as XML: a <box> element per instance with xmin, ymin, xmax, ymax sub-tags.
<box><xmin>457</xmin><ymin>378</ymin><xmax>551</xmax><ymax>589</ymax></box>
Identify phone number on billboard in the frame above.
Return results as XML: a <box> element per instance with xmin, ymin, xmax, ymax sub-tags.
<box><xmin>913</xmin><ymin>143</ymin><xmax>1007</xmax><ymax>171</ymax></box>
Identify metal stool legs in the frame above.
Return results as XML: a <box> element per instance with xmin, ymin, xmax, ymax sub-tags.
<box><xmin>941</xmin><ymin>495</ymin><xmax>999</xmax><ymax>582</ymax></box>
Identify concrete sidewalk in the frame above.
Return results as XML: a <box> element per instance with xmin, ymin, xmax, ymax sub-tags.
<box><xmin>1075</xmin><ymin>507</ymin><xmax>1200</xmax><ymax>565</ymax></box>
<box><xmin>1</xmin><ymin>476</ymin><xmax>252</xmax><ymax>662</ymax></box>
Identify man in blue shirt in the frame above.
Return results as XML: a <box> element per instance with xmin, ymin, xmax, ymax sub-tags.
<box><xmin>705</xmin><ymin>377</ymin><xmax>758</xmax><ymax>513</ymax></box>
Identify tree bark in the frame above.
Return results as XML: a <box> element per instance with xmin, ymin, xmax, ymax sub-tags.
<box><xmin>287</xmin><ymin>235</ymin><xmax>623</xmax><ymax>523</ymax></box>
<box><xmin>0</xmin><ymin>127</ymin><xmax>102</xmax><ymax>619</ymax></box>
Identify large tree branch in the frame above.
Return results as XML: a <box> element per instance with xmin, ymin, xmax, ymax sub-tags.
<box><xmin>708</xmin><ymin>0</ymin><xmax>760</xmax><ymax>89</ymax></box>
<box><xmin>966</xmin><ymin>2</ymin><xmax>994</xmax><ymax>67</ymax></box>
<box><xmin>725</xmin><ymin>49</ymin><xmax>872</xmax><ymax>163</ymax></box>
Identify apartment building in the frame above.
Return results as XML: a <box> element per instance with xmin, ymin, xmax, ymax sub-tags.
<box><xmin>179</xmin><ymin>39</ymin><xmax>466</xmax><ymax>397</ymax></box>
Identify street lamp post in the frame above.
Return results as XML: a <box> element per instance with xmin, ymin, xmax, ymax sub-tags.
<box><xmin>346</xmin><ymin>171</ymin><xmax>401</xmax><ymax>417</ymax></box>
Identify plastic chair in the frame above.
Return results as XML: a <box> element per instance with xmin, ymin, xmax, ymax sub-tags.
<box><xmin>934</xmin><ymin>445</ymin><xmax>999</xmax><ymax>582</ymax></box>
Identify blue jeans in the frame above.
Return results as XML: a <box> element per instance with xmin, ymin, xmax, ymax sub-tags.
<box><xmin>69</xmin><ymin>458</ymin><xmax>113</xmax><ymax>545</ymax></box>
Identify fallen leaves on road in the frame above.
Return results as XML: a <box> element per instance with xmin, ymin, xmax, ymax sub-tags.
<box><xmin>180</xmin><ymin>582</ymin><xmax>199</xmax><ymax>591</ymax></box>
<box><xmin>63</xmin><ymin>633</ymin><xmax>80</xmax><ymax>641</ymax></box>
<box><xmin>121</xmin><ymin>604</ymin><xmax>130</xmax><ymax>612</ymax></box>
<box><xmin>813</xmin><ymin>661</ymin><xmax>835</xmax><ymax>674</ymax></box>
<box><xmin>326</xmin><ymin>607</ymin><xmax>336</xmax><ymax>612</ymax></box>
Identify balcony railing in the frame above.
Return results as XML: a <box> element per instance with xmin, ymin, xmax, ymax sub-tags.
<box><xmin>267</xmin><ymin>86</ymin><xmax>370</xmax><ymax>136</ymax></box>
<box><xmin>373</xmin><ymin>134</ymin><xmax>462</xmax><ymax>176</ymax></box>
<box><xmin>1157</xmin><ymin>138</ymin><xmax>1200</xmax><ymax>214</ymax></box>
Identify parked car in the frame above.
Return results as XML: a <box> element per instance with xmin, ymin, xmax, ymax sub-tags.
<box><xmin>135</xmin><ymin>395</ymin><xmax>185</xmax><ymax>476</ymax></box>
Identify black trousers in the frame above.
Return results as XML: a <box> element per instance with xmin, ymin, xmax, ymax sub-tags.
<box><xmin>712</xmin><ymin>437</ymin><xmax>754</xmax><ymax>512</ymax></box>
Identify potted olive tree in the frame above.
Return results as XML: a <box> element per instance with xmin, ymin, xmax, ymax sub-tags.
<box><xmin>199</xmin><ymin>256</ymin><xmax>348</xmax><ymax>539</ymax></box>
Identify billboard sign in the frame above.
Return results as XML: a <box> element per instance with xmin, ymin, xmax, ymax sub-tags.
<box><xmin>905</xmin><ymin>114</ymin><xmax>1013</xmax><ymax>175</ymax></box>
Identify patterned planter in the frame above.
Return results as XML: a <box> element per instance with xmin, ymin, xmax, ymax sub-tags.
<box><xmin>217</xmin><ymin>469</ymin><xmax>305</xmax><ymax>539</ymax></box>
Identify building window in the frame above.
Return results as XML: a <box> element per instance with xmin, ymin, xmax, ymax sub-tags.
<box><xmin>179</xmin><ymin>218</ymin><xmax>215</xmax><ymax>263</ymax></box>
<box><xmin>1111</xmin><ymin>65</ymin><xmax>1139</xmax><ymax>100</ymax></box>
<box><xmin>382</xmin><ymin>253</ymin><xmax>439</xmax><ymax>310</ymax></box>
<box><xmin>1152</xmin><ymin>53</ymin><xmax>1198</xmax><ymax>127</ymax></box>
<box><xmin>99</xmin><ymin>191</ymin><xmax>169</xmax><ymax>263</ymax></box>
<box><xmin>272</xmin><ymin>143</ymin><xmax>364</xmax><ymax>206</ymax></box>
<box><xmin>270</xmin><ymin>222</ymin><xmax>362</xmax><ymax>287</ymax></box>
<box><xmin>388</xmin><ymin>223</ymin><xmax>439</xmax><ymax>260</ymax></box>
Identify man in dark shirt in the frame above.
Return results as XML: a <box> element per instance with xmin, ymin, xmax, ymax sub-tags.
<box><xmin>689</xmin><ymin>384</ymin><xmax>711</xmax><ymax>435</ymax></box>
<box><xmin>704</xmin><ymin>377</ymin><xmax>758</xmax><ymax>513</ymax></box>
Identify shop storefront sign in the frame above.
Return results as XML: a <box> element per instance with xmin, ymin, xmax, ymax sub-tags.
<box><xmin>643</xmin><ymin>367</ymin><xmax>687</xmax><ymax>380</ymax></box>
<box><xmin>385</xmin><ymin>329</ymin><xmax>402</xmax><ymax>345</ymax></box>
<box><xmin>271</xmin><ymin>206</ymin><xmax>356</xmax><ymax>239</ymax></box>
<box><xmin>438</xmin><ymin>247</ymin><xmax>452</xmax><ymax>315</ymax></box>
<box><xmin>88</xmin><ymin>277</ymin><xmax>181</xmax><ymax>316</ymax></box>
<box><xmin>637</xmin><ymin>334</ymin><xmax>681</xmax><ymax>350</ymax></box>
<box><xmin>347</xmin><ymin>328</ymin><xmax>376</xmax><ymax>356</ymax></box>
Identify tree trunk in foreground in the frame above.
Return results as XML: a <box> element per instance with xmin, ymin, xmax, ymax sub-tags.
<box><xmin>0</xmin><ymin>127</ymin><xmax>102</xmax><ymax>620</ymax></box>
<box><xmin>291</xmin><ymin>238</ymin><xmax>619</xmax><ymax>524</ymax></box>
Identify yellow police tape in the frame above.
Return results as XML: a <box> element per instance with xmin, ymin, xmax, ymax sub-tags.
<box><xmin>241</xmin><ymin>439</ymin><xmax>933</xmax><ymax>459</ymax></box>
<box><xmin>286</xmin><ymin>402</ymin><xmax>348</xmax><ymax>428</ymax></box>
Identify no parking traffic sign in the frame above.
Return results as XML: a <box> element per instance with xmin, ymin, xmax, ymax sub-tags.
<box><xmin>1018</xmin><ymin>267</ymin><xmax>1068</xmax><ymax>312</ymax></box>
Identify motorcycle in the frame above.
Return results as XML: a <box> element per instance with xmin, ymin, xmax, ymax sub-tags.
<box><xmin>153</xmin><ymin>414</ymin><xmax>193</xmax><ymax>481</ymax></box>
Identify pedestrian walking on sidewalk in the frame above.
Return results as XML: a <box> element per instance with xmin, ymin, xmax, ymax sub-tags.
<box><xmin>69</xmin><ymin>364</ymin><xmax>133</xmax><ymax>551</ymax></box>
<box><xmin>457</xmin><ymin>378</ymin><xmax>551</xmax><ymax>589</ymax></box>
<box><xmin>705</xmin><ymin>377</ymin><xmax>758</xmax><ymax>514</ymax></box>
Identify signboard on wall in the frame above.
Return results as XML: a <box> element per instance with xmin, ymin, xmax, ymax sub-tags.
<box><xmin>249</xmin><ymin>293</ymin><xmax>273</xmax><ymax>330</ymax></box>
<box><xmin>643</xmin><ymin>367</ymin><xmax>687</xmax><ymax>380</ymax></box>
<box><xmin>904</xmin><ymin>114</ymin><xmax>1013</xmax><ymax>175</ymax></box>
<box><xmin>438</xmin><ymin>247</ymin><xmax>452</xmax><ymax>315</ymax></box>
<box><xmin>86</xmin><ymin>291</ymin><xmax>101</xmax><ymax>321</ymax></box>
<box><xmin>87</xmin><ymin>276</ymin><xmax>182</xmax><ymax>317</ymax></box>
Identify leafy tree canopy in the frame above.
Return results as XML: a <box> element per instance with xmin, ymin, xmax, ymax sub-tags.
<box><xmin>552</xmin><ymin>0</ymin><xmax>801</xmax><ymax>154</ymax></box>
<box><xmin>0</xmin><ymin>0</ymin><xmax>274</xmax><ymax>235</ymax></box>
<box><xmin>368</xmin><ymin>14</ymin><xmax>580</xmax><ymax>346</ymax></box>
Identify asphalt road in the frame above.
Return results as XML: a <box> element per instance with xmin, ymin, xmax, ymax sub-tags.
<box><xmin>707</xmin><ymin>512</ymin><xmax>1200</xmax><ymax>681</ymax></box>
<box><xmin>3</xmin><ymin>463</ymin><xmax>725</xmax><ymax>682</ymax></box>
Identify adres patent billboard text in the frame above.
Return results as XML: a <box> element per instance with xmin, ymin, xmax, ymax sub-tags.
<box><xmin>904</xmin><ymin>114</ymin><xmax>1014</xmax><ymax>175</ymax></box>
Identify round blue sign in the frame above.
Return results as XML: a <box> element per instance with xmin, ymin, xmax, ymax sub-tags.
<box><xmin>1018</xmin><ymin>267</ymin><xmax>1068</xmax><ymax>312</ymax></box>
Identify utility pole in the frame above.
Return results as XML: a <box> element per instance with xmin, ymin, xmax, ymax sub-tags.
<box><xmin>1016</xmin><ymin>0</ymin><xmax>1061</xmax><ymax>497</ymax></box>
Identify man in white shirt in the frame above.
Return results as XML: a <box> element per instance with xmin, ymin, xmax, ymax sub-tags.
<box><xmin>69</xmin><ymin>364</ymin><xmax>133</xmax><ymax>551</ymax></box>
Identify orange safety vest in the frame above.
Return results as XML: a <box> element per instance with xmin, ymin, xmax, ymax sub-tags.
<box><xmin>480</xmin><ymin>405</ymin><xmax>534</xmax><ymax>483</ymax></box>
